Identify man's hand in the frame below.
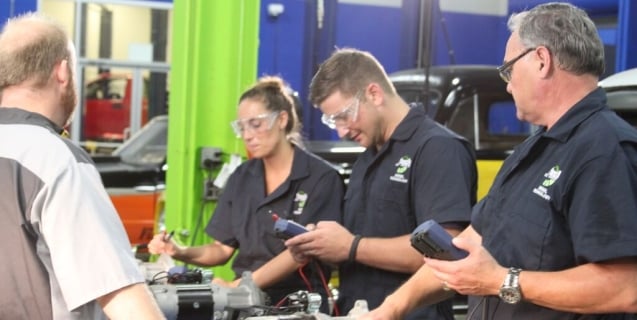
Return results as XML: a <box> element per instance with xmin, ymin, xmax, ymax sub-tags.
<box><xmin>285</xmin><ymin>221</ymin><xmax>354</xmax><ymax>264</ymax></box>
<box><xmin>423</xmin><ymin>236</ymin><xmax>506</xmax><ymax>296</ymax></box>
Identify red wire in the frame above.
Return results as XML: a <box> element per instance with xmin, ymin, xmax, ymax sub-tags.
<box><xmin>275</xmin><ymin>264</ymin><xmax>320</xmax><ymax>308</ymax></box>
<box><xmin>295</xmin><ymin>261</ymin><xmax>342</xmax><ymax>316</ymax></box>
<box><xmin>313</xmin><ymin>260</ymin><xmax>340</xmax><ymax>316</ymax></box>
<box><xmin>297</xmin><ymin>264</ymin><xmax>314</xmax><ymax>292</ymax></box>
<box><xmin>275</xmin><ymin>295</ymin><xmax>288</xmax><ymax>307</ymax></box>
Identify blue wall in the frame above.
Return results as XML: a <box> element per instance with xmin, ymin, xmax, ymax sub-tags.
<box><xmin>432</xmin><ymin>11</ymin><xmax>507</xmax><ymax>66</ymax></box>
<box><xmin>335</xmin><ymin>3</ymin><xmax>405</xmax><ymax>73</ymax></box>
<box><xmin>257</xmin><ymin>0</ymin><xmax>511</xmax><ymax>140</ymax></box>
<box><xmin>0</xmin><ymin>0</ymin><xmax>37</xmax><ymax>23</ymax></box>
<box><xmin>12</xmin><ymin>0</ymin><xmax>632</xmax><ymax>140</ymax></box>
<box><xmin>509</xmin><ymin>0</ymin><xmax>618</xmax><ymax>14</ymax></box>
<box><xmin>258</xmin><ymin>1</ymin><xmax>307</xmax><ymax>100</ymax></box>
<box><xmin>256</xmin><ymin>0</ymin><xmax>633</xmax><ymax>140</ymax></box>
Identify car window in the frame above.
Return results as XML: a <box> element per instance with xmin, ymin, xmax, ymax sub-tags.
<box><xmin>85</xmin><ymin>80</ymin><xmax>103</xmax><ymax>99</ymax></box>
<box><xmin>114</xmin><ymin>116</ymin><xmax>167</xmax><ymax>165</ymax></box>
<box><xmin>443</xmin><ymin>92</ymin><xmax>529</xmax><ymax>152</ymax></box>
<box><xmin>487</xmin><ymin>101</ymin><xmax>531</xmax><ymax>135</ymax></box>
<box><xmin>606</xmin><ymin>90</ymin><xmax>637</xmax><ymax>128</ymax></box>
<box><xmin>396</xmin><ymin>89</ymin><xmax>440</xmax><ymax>118</ymax></box>
<box><xmin>107</xmin><ymin>78</ymin><xmax>127</xmax><ymax>99</ymax></box>
<box><xmin>85</xmin><ymin>77</ymin><xmax>127</xmax><ymax>100</ymax></box>
<box><xmin>447</xmin><ymin>96</ymin><xmax>477</xmax><ymax>145</ymax></box>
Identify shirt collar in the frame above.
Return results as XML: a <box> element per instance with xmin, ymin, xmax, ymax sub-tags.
<box><xmin>361</xmin><ymin>106</ymin><xmax>426</xmax><ymax>158</ymax></box>
<box><xmin>288</xmin><ymin>146</ymin><xmax>311</xmax><ymax>181</ymax></box>
<box><xmin>389</xmin><ymin>106</ymin><xmax>427</xmax><ymax>142</ymax></box>
<box><xmin>542</xmin><ymin>87</ymin><xmax>607</xmax><ymax>142</ymax></box>
<box><xmin>248</xmin><ymin>145</ymin><xmax>310</xmax><ymax>181</ymax></box>
<box><xmin>0</xmin><ymin>107</ymin><xmax>65</xmax><ymax>135</ymax></box>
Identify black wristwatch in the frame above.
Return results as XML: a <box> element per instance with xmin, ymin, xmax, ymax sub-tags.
<box><xmin>499</xmin><ymin>267</ymin><xmax>522</xmax><ymax>304</ymax></box>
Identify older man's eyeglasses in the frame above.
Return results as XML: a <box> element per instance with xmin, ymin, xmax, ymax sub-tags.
<box><xmin>497</xmin><ymin>47</ymin><xmax>535</xmax><ymax>83</ymax></box>
<box><xmin>230</xmin><ymin>111</ymin><xmax>280</xmax><ymax>138</ymax></box>
<box><xmin>321</xmin><ymin>93</ymin><xmax>361</xmax><ymax>130</ymax></box>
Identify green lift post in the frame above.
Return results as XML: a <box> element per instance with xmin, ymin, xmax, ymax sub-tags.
<box><xmin>165</xmin><ymin>0</ymin><xmax>260</xmax><ymax>281</ymax></box>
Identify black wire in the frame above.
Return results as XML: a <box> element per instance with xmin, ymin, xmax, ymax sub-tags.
<box><xmin>489</xmin><ymin>297</ymin><xmax>501</xmax><ymax>318</ymax></box>
<box><xmin>435</xmin><ymin>0</ymin><xmax>456</xmax><ymax>65</ymax></box>
<box><xmin>149</xmin><ymin>271</ymin><xmax>169</xmax><ymax>285</ymax></box>
<box><xmin>465</xmin><ymin>296</ymin><xmax>500</xmax><ymax>320</ymax></box>
<box><xmin>422</xmin><ymin>0</ymin><xmax>433</xmax><ymax>104</ymax></box>
<box><xmin>179</xmin><ymin>168</ymin><xmax>216</xmax><ymax>271</ymax></box>
<box><xmin>190</xmin><ymin>168</ymin><xmax>215</xmax><ymax>247</ymax></box>
<box><xmin>256</xmin><ymin>302</ymin><xmax>305</xmax><ymax>315</ymax></box>
<box><xmin>466</xmin><ymin>296</ymin><xmax>485</xmax><ymax>320</ymax></box>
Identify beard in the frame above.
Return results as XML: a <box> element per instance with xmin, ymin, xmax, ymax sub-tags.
<box><xmin>61</xmin><ymin>73</ymin><xmax>78</xmax><ymax>128</ymax></box>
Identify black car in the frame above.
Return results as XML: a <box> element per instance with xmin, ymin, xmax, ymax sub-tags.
<box><xmin>309</xmin><ymin>65</ymin><xmax>530</xmax><ymax>200</ymax></box>
<box><xmin>93</xmin><ymin>115</ymin><xmax>167</xmax><ymax>247</ymax></box>
<box><xmin>94</xmin><ymin>115</ymin><xmax>168</xmax><ymax>188</ymax></box>
<box><xmin>94</xmin><ymin>65</ymin><xmax>637</xmax><ymax>209</ymax></box>
<box><xmin>599</xmin><ymin>67</ymin><xmax>637</xmax><ymax>127</ymax></box>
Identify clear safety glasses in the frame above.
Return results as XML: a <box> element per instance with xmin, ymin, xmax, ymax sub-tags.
<box><xmin>230</xmin><ymin>111</ymin><xmax>280</xmax><ymax>138</ymax></box>
<box><xmin>320</xmin><ymin>93</ymin><xmax>361</xmax><ymax>130</ymax></box>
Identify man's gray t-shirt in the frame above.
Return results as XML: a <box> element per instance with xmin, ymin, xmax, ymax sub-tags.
<box><xmin>0</xmin><ymin>108</ymin><xmax>145</xmax><ymax>319</ymax></box>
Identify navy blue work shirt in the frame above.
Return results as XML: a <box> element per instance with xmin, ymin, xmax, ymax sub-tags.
<box><xmin>339</xmin><ymin>106</ymin><xmax>477</xmax><ymax>319</ymax></box>
<box><xmin>472</xmin><ymin>88</ymin><xmax>637</xmax><ymax>319</ymax></box>
<box><xmin>206</xmin><ymin>146</ymin><xmax>344</xmax><ymax>307</ymax></box>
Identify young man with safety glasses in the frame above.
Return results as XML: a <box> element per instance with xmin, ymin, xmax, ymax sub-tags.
<box><xmin>285</xmin><ymin>48</ymin><xmax>478</xmax><ymax>319</ymax></box>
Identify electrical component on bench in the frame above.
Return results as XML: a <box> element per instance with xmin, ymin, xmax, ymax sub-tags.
<box><xmin>149</xmin><ymin>272</ymin><xmax>267</xmax><ymax>320</ymax></box>
<box><xmin>148</xmin><ymin>269</ymin><xmax>369</xmax><ymax>320</ymax></box>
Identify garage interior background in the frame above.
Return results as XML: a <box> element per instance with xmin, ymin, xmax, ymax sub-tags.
<box><xmin>1</xmin><ymin>0</ymin><xmax>635</xmax><ymax>280</ymax></box>
<box><xmin>2</xmin><ymin>0</ymin><xmax>635</xmax><ymax>141</ymax></box>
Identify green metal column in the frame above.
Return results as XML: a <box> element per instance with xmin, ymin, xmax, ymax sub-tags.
<box><xmin>166</xmin><ymin>0</ymin><xmax>259</xmax><ymax>280</ymax></box>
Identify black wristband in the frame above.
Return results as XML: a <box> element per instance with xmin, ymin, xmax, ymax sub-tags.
<box><xmin>348</xmin><ymin>235</ymin><xmax>362</xmax><ymax>263</ymax></box>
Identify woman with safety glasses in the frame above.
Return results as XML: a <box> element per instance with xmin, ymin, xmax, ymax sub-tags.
<box><xmin>148</xmin><ymin>76</ymin><xmax>344</xmax><ymax>313</ymax></box>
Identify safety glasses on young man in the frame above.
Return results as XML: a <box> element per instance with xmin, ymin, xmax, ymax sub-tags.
<box><xmin>230</xmin><ymin>111</ymin><xmax>280</xmax><ymax>138</ymax></box>
<box><xmin>321</xmin><ymin>92</ymin><xmax>361</xmax><ymax>130</ymax></box>
<box><xmin>497</xmin><ymin>47</ymin><xmax>535</xmax><ymax>83</ymax></box>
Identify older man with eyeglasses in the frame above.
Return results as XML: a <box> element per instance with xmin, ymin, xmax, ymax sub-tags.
<box><xmin>284</xmin><ymin>47</ymin><xmax>478</xmax><ymax>319</ymax></box>
<box><xmin>361</xmin><ymin>3</ymin><xmax>637</xmax><ymax>320</ymax></box>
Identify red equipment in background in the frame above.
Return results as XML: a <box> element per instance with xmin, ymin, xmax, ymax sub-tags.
<box><xmin>83</xmin><ymin>72</ymin><xmax>148</xmax><ymax>141</ymax></box>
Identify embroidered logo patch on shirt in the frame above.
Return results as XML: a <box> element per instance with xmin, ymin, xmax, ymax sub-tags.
<box><xmin>293</xmin><ymin>191</ymin><xmax>307</xmax><ymax>215</ymax></box>
<box><xmin>532</xmin><ymin>165</ymin><xmax>562</xmax><ymax>201</ymax></box>
<box><xmin>389</xmin><ymin>156</ymin><xmax>412</xmax><ymax>183</ymax></box>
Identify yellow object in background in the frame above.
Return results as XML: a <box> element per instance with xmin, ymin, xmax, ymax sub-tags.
<box><xmin>476</xmin><ymin>159</ymin><xmax>504</xmax><ymax>201</ymax></box>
